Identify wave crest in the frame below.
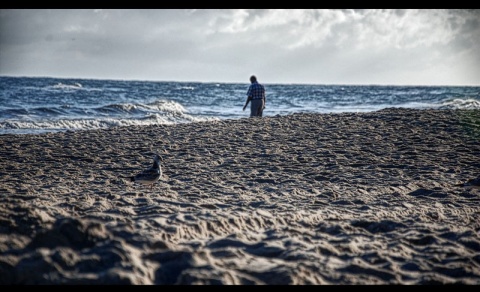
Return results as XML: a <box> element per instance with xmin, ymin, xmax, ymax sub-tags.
<box><xmin>51</xmin><ymin>82</ymin><xmax>83</xmax><ymax>90</ymax></box>
<box><xmin>0</xmin><ymin>112</ymin><xmax>219</xmax><ymax>135</ymax></box>
<box><xmin>439</xmin><ymin>98</ymin><xmax>480</xmax><ymax>109</ymax></box>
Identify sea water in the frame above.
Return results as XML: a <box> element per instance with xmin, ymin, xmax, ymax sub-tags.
<box><xmin>1</xmin><ymin>76</ymin><xmax>479</xmax><ymax>135</ymax></box>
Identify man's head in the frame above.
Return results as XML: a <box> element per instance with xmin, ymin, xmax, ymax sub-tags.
<box><xmin>250</xmin><ymin>75</ymin><xmax>257</xmax><ymax>83</ymax></box>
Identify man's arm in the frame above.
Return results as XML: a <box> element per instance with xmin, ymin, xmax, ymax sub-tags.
<box><xmin>243</xmin><ymin>96</ymin><xmax>252</xmax><ymax>111</ymax></box>
<box><xmin>262</xmin><ymin>87</ymin><xmax>266</xmax><ymax>108</ymax></box>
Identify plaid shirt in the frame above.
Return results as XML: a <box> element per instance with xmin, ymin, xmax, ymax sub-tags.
<box><xmin>247</xmin><ymin>82</ymin><xmax>265</xmax><ymax>100</ymax></box>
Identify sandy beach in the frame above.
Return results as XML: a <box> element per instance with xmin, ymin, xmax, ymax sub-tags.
<box><xmin>1</xmin><ymin>108</ymin><xmax>479</xmax><ymax>285</ymax></box>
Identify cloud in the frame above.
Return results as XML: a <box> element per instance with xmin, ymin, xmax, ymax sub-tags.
<box><xmin>0</xmin><ymin>9</ymin><xmax>479</xmax><ymax>85</ymax></box>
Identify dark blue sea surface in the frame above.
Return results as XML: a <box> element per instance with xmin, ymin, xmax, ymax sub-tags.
<box><xmin>1</xmin><ymin>76</ymin><xmax>479</xmax><ymax>135</ymax></box>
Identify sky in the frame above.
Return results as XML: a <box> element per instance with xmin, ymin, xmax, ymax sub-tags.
<box><xmin>1</xmin><ymin>9</ymin><xmax>479</xmax><ymax>86</ymax></box>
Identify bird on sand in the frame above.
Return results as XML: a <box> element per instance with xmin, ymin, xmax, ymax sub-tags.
<box><xmin>454</xmin><ymin>176</ymin><xmax>480</xmax><ymax>190</ymax></box>
<box><xmin>129</xmin><ymin>154</ymin><xmax>163</xmax><ymax>190</ymax></box>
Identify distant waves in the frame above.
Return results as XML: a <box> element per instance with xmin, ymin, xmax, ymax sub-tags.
<box><xmin>1</xmin><ymin>76</ymin><xmax>479</xmax><ymax>134</ymax></box>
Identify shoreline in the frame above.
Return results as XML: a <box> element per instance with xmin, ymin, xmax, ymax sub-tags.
<box><xmin>1</xmin><ymin>108</ymin><xmax>479</xmax><ymax>284</ymax></box>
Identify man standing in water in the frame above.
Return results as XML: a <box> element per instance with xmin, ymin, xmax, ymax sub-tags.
<box><xmin>243</xmin><ymin>75</ymin><xmax>266</xmax><ymax>117</ymax></box>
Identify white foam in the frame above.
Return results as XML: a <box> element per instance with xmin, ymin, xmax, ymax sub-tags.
<box><xmin>0</xmin><ymin>111</ymin><xmax>220</xmax><ymax>134</ymax></box>
<box><xmin>51</xmin><ymin>82</ymin><xmax>83</xmax><ymax>90</ymax></box>
<box><xmin>143</xmin><ymin>100</ymin><xmax>188</xmax><ymax>115</ymax></box>
<box><xmin>439</xmin><ymin>98</ymin><xmax>480</xmax><ymax>109</ymax></box>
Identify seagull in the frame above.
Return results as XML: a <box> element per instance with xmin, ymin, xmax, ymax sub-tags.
<box><xmin>454</xmin><ymin>176</ymin><xmax>480</xmax><ymax>190</ymax></box>
<box><xmin>129</xmin><ymin>154</ymin><xmax>163</xmax><ymax>190</ymax></box>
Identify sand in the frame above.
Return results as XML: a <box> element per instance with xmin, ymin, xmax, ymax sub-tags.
<box><xmin>0</xmin><ymin>108</ymin><xmax>479</xmax><ymax>285</ymax></box>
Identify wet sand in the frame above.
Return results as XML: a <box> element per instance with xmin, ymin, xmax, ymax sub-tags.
<box><xmin>0</xmin><ymin>108</ymin><xmax>479</xmax><ymax>284</ymax></box>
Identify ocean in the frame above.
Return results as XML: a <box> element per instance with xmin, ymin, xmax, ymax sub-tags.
<box><xmin>1</xmin><ymin>76</ymin><xmax>479</xmax><ymax>135</ymax></box>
